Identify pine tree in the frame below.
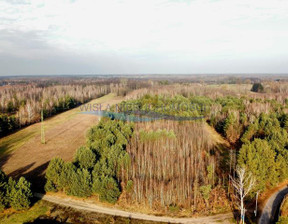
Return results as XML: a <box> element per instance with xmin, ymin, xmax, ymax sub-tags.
<box><xmin>68</xmin><ymin>169</ymin><xmax>92</xmax><ymax>197</ymax></box>
<box><xmin>59</xmin><ymin>162</ymin><xmax>76</xmax><ymax>193</ymax></box>
<box><xmin>8</xmin><ymin>177</ymin><xmax>32</xmax><ymax>210</ymax></box>
<box><xmin>93</xmin><ymin>176</ymin><xmax>120</xmax><ymax>204</ymax></box>
<box><xmin>238</xmin><ymin>139</ymin><xmax>277</xmax><ymax>193</ymax></box>
<box><xmin>75</xmin><ymin>147</ymin><xmax>96</xmax><ymax>170</ymax></box>
<box><xmin>45</xmin><ymin>158</ymin><xmax>64</xmax><ymax>192</ymax></box>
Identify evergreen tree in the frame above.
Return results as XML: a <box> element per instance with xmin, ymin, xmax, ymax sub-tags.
<box><xmin>58</xmin><ymin>162</ymin><xmax>76</xmax><ymax>193</ymax></box>
<box><xmin>251</xmin><ymin>83</ymin><xmax>264</xmax><ymax>93</ymax></box>
<box><xmin>93</xmin><ymin>176</ymin><xmax>120</xmax><ymax>204</ymax></box>
<box><xmin>0</xmin><ymin>170</ymin><xmax>8</xmax><ymax>212</ymax></box>
<box><xmin>8</xmin><ymin>177</ymin><xmax>32</xmax><ymax>210</ymax></box>
<box><xmin>0</xmin><ymin>192</ymin><xmax>6</xmax><ymax>212</ymax></box>
<box><xmin>68</xmin><ymin>169</ymin><xmax>92</xmax><ymax>197</ymax></box>
<box><xmin>45</xmin><ymin>158</ymin><xmax>64</xmax><ymax>192</ymax></box>
<box><xmin>238</xmin><ymin>139</ymin><xmax>277</xmax><ymax>193</ymax></box>
<box><xmin>75</xmin><ymin>147</ymin><xmax>96</xmax><ymax>170</ymax></box>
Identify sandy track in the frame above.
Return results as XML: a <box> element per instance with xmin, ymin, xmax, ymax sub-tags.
<box><xmin>35</xmin><ymin>193</ymin><xmax>233</xmax><ymax>224</ymax></box>
<box><xmin>0</xmin><ymin>94</ymin><xmax>122</xmax><ymax>180</ymax></box>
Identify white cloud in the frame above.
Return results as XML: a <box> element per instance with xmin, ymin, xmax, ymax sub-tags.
<box><xmin>0</xmin><ymin>0</ymin><xmax>288</xmax><ymax>75</ymax></box>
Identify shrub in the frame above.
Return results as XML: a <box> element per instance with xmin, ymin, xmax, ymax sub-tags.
<box><xmin>251</xmin><ymin>83</ymin><xmax>264</xmax><ymax>93</ymax></box>
<box><xmin>200</xmin><ymin>184</ymin><xmax>212</xmax><ymax>206</ymax></box>
<box><xmin>126</xmin><ymin>180</ymin><xmax>133</xmax><ymax>193</ymax></box>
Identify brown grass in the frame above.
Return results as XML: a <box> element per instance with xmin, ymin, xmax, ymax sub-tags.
<box><xmin>0</xmin><ymin>94</ymin><xmax>123</xmax><ymax>180</ymax></box>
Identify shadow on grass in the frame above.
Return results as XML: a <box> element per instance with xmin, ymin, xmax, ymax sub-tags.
<box><xmin>0</xmin><ymin>129</ymin><xmax>37</xmax><ymax>157</ymax></box>
<box><xmin>24</xmin><ymin>218</ymin><xmax>62</xmax><ymax>224</ymax></box>
<box><xmin>0</xmin><ymin>152</ymin><xmax>12</xmax><ymax>169</ymax></box>
<box><xmin>23</xmin><ymin>161</ymin><xmax>50</xmax><ymax>193</ymax></box>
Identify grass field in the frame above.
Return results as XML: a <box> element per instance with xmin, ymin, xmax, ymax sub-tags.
<box><xmin>0</xmin><ymin>93</ymin><xmax>122</xmax><ymax>182</ymax></box>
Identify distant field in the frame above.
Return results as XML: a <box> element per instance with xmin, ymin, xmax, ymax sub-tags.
<box><xmin>0</xmin><ymin>93</ymin><xmax>122</xmax><ymax>181</ymax></box>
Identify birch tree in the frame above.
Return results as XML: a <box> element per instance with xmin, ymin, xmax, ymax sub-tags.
<box><xmin>230</xmin><ymin>166</ymin><xmax>255</xmax><ymax>224</ymax></box>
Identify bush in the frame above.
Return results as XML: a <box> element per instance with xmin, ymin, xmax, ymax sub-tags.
<box><xmin>251</xmin><ymin>83</ymin><xmax>264</xmax><ymax>93</ymax></box>
<box><xmin>200</xmin><ymin>184</ymin><xmax>212</xmax><ymax>206</ymax></box>
<box><xmin>126</xmin><ymin>180</ymin><xmax>133</xmax><ymax>193</ymax></box>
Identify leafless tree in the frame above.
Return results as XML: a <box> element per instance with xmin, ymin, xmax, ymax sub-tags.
<box><xmin>230</xmin><ymin>166</ymin><xmax>256</xmax><ymax>224</ymax></box>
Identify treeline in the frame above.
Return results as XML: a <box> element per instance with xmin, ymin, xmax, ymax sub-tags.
<box><xmin>0</xmin><ymin>78</ymin><xmax>151</xmax><ymax>137</ymax></box>
<box><xmin>0</xmin><ymin>169</ymin><xmax>32</xmax><ymax>211</ymax></box>
<box><xmin>45</xmin><ymin>119</ymin><xmax>133</xmax><ymax>203</ymax></box>
<box><xmin>0</xmin><ymin>84</ymin><xmax>110</xmax><ymax>137</ymax></box>
<box><xmin>125</xmin><ymin>82</ymin><xmax>288</xmax><ymax>105</ymax></box>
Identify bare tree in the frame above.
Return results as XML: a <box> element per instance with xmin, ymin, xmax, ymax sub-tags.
<box><xmin>26</xmin><ymin>102</ymin><xmax>34</xmax><ymax>124</ymax></box>
<box><xmin>230</xmin><ymin>166</ymin><xmax>256</xmax><ymax>224</ymax></box>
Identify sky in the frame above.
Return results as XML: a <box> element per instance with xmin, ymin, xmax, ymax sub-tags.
<box><xmin>0</xmin><ymin>0</ymin><xmax>288</xmax><ymax>76</ymax></box>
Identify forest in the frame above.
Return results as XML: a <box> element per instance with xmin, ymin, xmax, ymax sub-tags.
<box><xmin>0</xmin><ymin>76</ymin><xmax>151</xmax><ymax>137</ymax></box>
<box><xmin>45</xmin><ymin>81</ymin><xmax>288</xmax><ymax>219</ymax></box>
<box><xmin>2</xmin><ymin>76</ymin><xmax>288</xmax><ymax>223</ymax></box>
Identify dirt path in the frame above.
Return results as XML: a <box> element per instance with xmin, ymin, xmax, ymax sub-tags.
<box><xmin>0</xmin><ymin>94</ymin><xmax>122</xmax><ymax>182</ymax></box>
<box><xmin>259</xmin><ymin>186</ymin><xmax>288</xmax><ymax>224</ymax></box>
<box><xmin>35</xmin><ymin>193</ymin><xmax>233</xmax><ymax>224</ymax></box>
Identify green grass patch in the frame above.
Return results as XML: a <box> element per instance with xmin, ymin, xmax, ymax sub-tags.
<box><xmin>0</xmin><ymin>201</ymin><xmax>49</xmax><ymax>224</ymax></box>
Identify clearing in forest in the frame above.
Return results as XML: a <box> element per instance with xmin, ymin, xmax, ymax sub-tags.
<box><xmin>0</xmin><ymin>94</ymin><xmax>122</xmax><ymax>181</ymax></box>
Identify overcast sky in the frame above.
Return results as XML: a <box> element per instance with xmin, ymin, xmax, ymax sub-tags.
<box><xmin>0</xmin><ymin>0</ymin><xmax>288</xmax><ymax>76</ymax></box>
